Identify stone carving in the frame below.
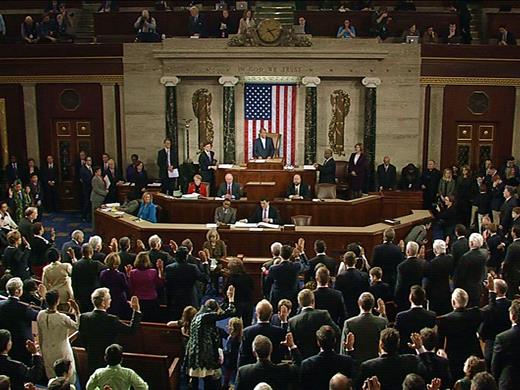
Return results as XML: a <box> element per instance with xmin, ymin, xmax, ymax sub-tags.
<box><xmin>192</xmin><ymin>88</ymin><xmax>214</xmax><ymax>145</ymax></box>
<box><xmin>228</xmin><ymin>24</ymin><xmax>312</xmax><ymax>47</ymax></box>
<box><xmin>328</xmin><ymin>90</ymin><xmax>351</xmax><ymax>156</ymax></box>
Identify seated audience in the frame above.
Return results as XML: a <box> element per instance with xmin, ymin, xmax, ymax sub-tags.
<box><xmin>203</xmin><ymin>228</ymin><xmax>227</xmax><ymax>261</ymax></box>
<box><xmin>98</xmin><ymin>0</ymin><xmax>119</xmax><ymax>12</ymax></box>
<box><xmin>337</xmin><ymin>19</ymin><xmax>356</xmax><ymax>39</ymax></box>
<box><xmin>217</xmin><ymin>173</ymin><xmax>241</xmax><ymax>199</ymax></box>
<box><xmin>214</xmin><ymin>199</ymin><xmax>237</xmax><ymax>225</ymax></box>
<box><xmin>0</xmin><ymin>201</ymin><xmax>18</xmax><ymax>231</ymax></box>
<box><xmin>188</xmin><ymin>6</ymin><xmax>205</xmax><ymax>37</ymax></box>
<box><xmin>445</xmin><ymin>23</ymin><xmax>462</xmax><ymax>44</ymax></box>
<box><xmin>219</xmin><ymin>9</ymin><xmax>232</xmax><ymax>38</ymax></box>
<box><xmin>497</xmin><ymin>25</ymin><xmax>517</xmax><ymax>46</ymax></box>
<box><xmin>423</xmin><ymin>26</ymin><xmax>439</xmax><ymax>44</ymax></box>
<box><xmin>29</xmin><ymin>222</ymin><xmax>55</xmax><ymax>278</ymax></box>
<box><xmin>0</xmin><ymin>14</ymin><xmax>5</xmax><ymax>41</ymax></box>
<box><xmin>86</xmin><ymin>344</ymin><xmax>148</xmax><ymax>390</ymax></box>
<box><xmin>298</xmin><ymin>16</ymin><xmax>310</xmax><ymax>34</ymax></box>
<box><xmin>126</xmin><ymin>153</ymin><xmax>139</xmax><ymax>182</ymax></box>
<box><xmin>187</xmin><ymin>174</ymin><xmax>209</xmax><ymax>197</ymax></box>
<box><xmin>21</xmin><ymin>16</ymin><xmax>39</xmax><ymax>43</ymax></box>
<box><xmin>134</xmin><ymin>9</ymin><xmax>160</xmax><ymax>43</ymax></box>
<box><xmin>137</xmin><ymin>192</ymin><xmax>157</xmax><ymax>223</ymax></box>
<box><xmin>395</xmin><ymin>0</ymin><xmax>416</xmax><ymax>11</ymax></box>
<box><xmin>39</xmin><ymin>13</ymin><xmax>58</xmax><ymax>43</ymax></box>
<box><xmin>56</xmin><ymin>3</ymin><xmax>74</xmax><ymax>42</ymax></box>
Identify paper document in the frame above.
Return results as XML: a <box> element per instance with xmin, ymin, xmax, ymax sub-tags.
<box><xmin>168</xmin><ymin>168</ymin><xmax>179</xmax><ymax>178</ymax></box>
<box><xmin>218</xmin><ymin>164</ymin><xmax>234</xmax><ymax>169</ymax></box>
<box><xmin>206</xmin><ymin>223</ymin><xmax>218</xmax><ymax>229</ymax></box>
<box><xmin>257</xmin><ymin>222</ymin><xmax>280</xmax><ymax>229</ymax></box>
<box><xmin>234</xmin><ymin>221</ymin><xmax>258</xmax><ymax>228</ymax></box>
<box><xmin>181</xmin><ymin>193</ymin><xmax>201</xmax><ymax>199</ymax></box>
<box><xmin>303</xmin><ymin>165</ymin><xmax>316</xmax><ymax>170</ymax></box>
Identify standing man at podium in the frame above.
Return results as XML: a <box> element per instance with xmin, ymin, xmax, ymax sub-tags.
<box><xmin>199</xmin><ymin>141</ymin><xmax>217</xmax><ymax>191</ymax></box>
<box><xmin>253</xmin><ymin>128</ymin><xmax>275</xmax><ymax>159</ymax></box>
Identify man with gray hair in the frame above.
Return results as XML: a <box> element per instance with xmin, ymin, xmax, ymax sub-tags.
<box><xmin>79</xmin><ymin>288</ymin><xmax>141</xmax><ymax>375</ymax></box>
<box><xmin>61</xmin><ymin>229</ymin><xmax>84</xmax><ymax>262</ymax></box>
<box><xmin>423</xmin><ymin>239</ymin><xmax>454</xmax><ymax>315</ymax></box>
<box><xmin>148</xmin><ymin>234</ymin><xmax>173</xmax><ymax>266</ymax></box>
<box><xmin>235</xmin><ymin>334</ymin><xmax>301</xmax><ymax>390</ymax></box>
<box><xmin>437</xmin><ymin>288</ymin><xmax>483</xmax><ymax>380</ymax></box>
<box><xmin>261</xmin><ymin>242</ymin><xmax>283</xmax><ymax>298</ymax></box>
<box><xmin>0</xmin><ymin>277</ymin><xmax>44</xmax><ymax>365</ymax></box>
<box><xmin>253</xmin><ymin>383</ymin><xmax>273</xmax><ymax>390</ymax></box>
<box><xmin>395</xmin><ymin>241</ymin><xmax>427</xmax><ymax>311</ymax></box>
<box><xmin>454</xmin><ymin>232</ymin><xmax>487</xmax><ymax>307</ymax></box>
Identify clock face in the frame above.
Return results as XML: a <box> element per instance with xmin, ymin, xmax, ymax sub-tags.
<box><xmin>257</xmin><ymin>19</ymin><xmax>282</xmax><ymax>43</ymax></box>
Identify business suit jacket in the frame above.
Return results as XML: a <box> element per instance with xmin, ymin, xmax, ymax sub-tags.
<box><xmin>437</xmin><ymin>307</ymin><xmax>483</xmax><ymax>379</ymax></box>
<box><xmin>371</xmin><ymin>242</ymin><xmax>403</xmax><ymax>289</ymax></box>
<box><xmin>348</xmin><ymin>152</ymin><xmax>368</xmax><ymax>192</ymax></box>
<box><xmin>500</xmin><ymin>197</ymin><xmax>518</xmax><ymax>234</ymax></box>
<box><xmin>376</xmin><ymin>163</ymin><xmax>397</xmax><ymax>190</ymax></box>
<box><xmin>317</xmin><ymin>158</ymin><xmax>336</xmax><ymax>184</ymax></box>
<box><xmin>40</xmin><ymin>163</ymin><xmax>57</xmax><ymax>184</ymax></box>
<box><xmin>239</xmin><ymin>322</ymin><xmax>287</xmax><ymax>367</ymax></box>
<box><xmin>334</xmin><ymin>268</ymin><xmax>370</xmax><ymax>318</ymax></box>
<box><xmin>6</xmin><ymin>162</ymin><xmax>21</xmax><ymax>184</ymax></box>
<box><xmin>80</xmin><ymin>164</ymin><xmax>94</xmax><ymax>197</ymax></box>
<box><xmin>313</xmin><ymin>286</ymin><xmax>347</xmax><ymax>327</ymax></box>
<box><xmin>71</xmin><ymin>258</ymin><xmax>105</xmax><ymax>312</ymax></box>
<box><xmin>341</xmin><ymin>312</ymin><xmax>388</xmax><ymax>363</ymax></box>
<box><xmin>198</xmin><ymin>150</ymin><xmax>216</xmax><ymax>183</ymax></box>
<box><xmin>369</xmin><ymin>281</ymin><xmax>393</xmax><ymax>303</ymax></box>
<box><xmin>148</xmin><ymin>248</ymin><xmax>173</xmax><ymax>267</ymax></box>
<box><xmin>395</xmin><ymin>307</ymin><xmax>436</xmax><ymax>354</ymax></box>
<box><xmin>503</xmin><ymin>239</ymin><xmax>520</xmax><ymax>298</ymax></box>
<box><xmin>417</xmin><ymin>352</ymin><xmax>452</xmax><ymax>390</ymax></box>
<box><xmin>300</xmin><ymin>349</ymin><xmax>354</xmax><ymax>390</ymax></box>
<box><xmin>394</xmin><ymin>257</ymin><xmax>427</xmax><ymax>310</ymax></box>
<box><xmin>480</xmin><ymin>292</ymin><xmax>511</xmax><ymax>364</ymax></box>
<box><xmin>423</xmin><ymin>254</ymin><xmax>454</xmax><ymax>315</ymax></box>
<box><xmin>453</xmin><ymin>248</ymin><xmax>487</xmax><ymax>307</ymax></box>
<box><xmin>188</xmin><ymin>15</ymin><xmax>205</xmax><ymax>36</ymax></box>
<box><xmin>288</xmin><ymin>307</ymin><xmax>341</xmax><ymax>359</ymax></box>
<box><xmin>117</xmin><ymin>249</ymin><xmax>136</xmax><ymax>271</ymax></box>
<box><xmin>236</xmin><ymin>352</ymin><xmax>301</xmax><ymax>390</ymax></box>
<box><xmin>487</xmin><ymin>233</ymin><xmax>505</xmax><ymax>270</ymax></box>
<box><xmin>307</xmin><ymin>253</ymin><xmax>338</xmax><ymax>281</ymax></box>
<box><xmin>451</xmin><ymin>236</ymin><xmax>469</xmax><ymax>270</ymax></box>
<box><xmin>90</xmin><ymin>175</ymin><xmax>108</xmax><ymax>206</ymax></box>
<box><xmin>0</xmin><ymin>297</ymin><xmax>40</xmax><ymax>365</ymax></box>
<box><xmin>253</xmin><ymin>137</ymin><xmax>275</xmax><ymax>159</ymax></box>
<box><xmin>61</xmin><ymin>239</ymin><xmax>82</xmax><ymax>263</ymax></box>
<box><xmin>421</xmin><ymin>168</ymin><xmax>441</xmax><ymax>209</ymax></box>
<box><xmin>267</xmin><ymin>260</ymin><xmax>302</xmax><ymax>305</ymax></box>
<box><xmin>17</xmin><ymin>217</ymin><xmax>34</xmax><ymax>241</ymax></box>
<box><xmin>491</xmin><ymin>325</ymin><xmax>520</xmax><ymax>390</ymax></box>
<box><xmin>214</xmin><ymin>206</ymin><xmax>237</xmax><ymax>224</ymax></box>
<box><xmin>358</xmin><ymin>353</ymin><xmax>425</xmax><ymax>390</ymax></box>
<box><xmin>79</xmin><ymin>309</ymin><xmax>141</xmax><ymax>373</ymax></box>
<box><xmin>249</xmin><ymin>205</ymin><xmax>281</xmax><ymax>224</ymax></box>
<box><xmin>156</xmin><ymin>148</ymin><xmax>176</xmax><ymax>179</ymax></box>
<box><xmin>216</xmin><ymin>182</ymin><xmax>241</xmax><ymax>199</ymax></box>
<box><xmin>0</xmin><ymin>354</ymin><xmax>43</xmax><ymax>390</ymax></box>
<box><xmin>104</xmin><ymin>168</ymin><xmax>123</xmax><ymax>203</ymax></box>
<box><xmin>2</xmin><ymin>246</ymin><xmax>31</xmax><ymax>281</ymax></box>
<box><xmin>28</xmin><ymin>235</ymin><xmax>54</xmax><ymax>268</ymax></box>
<box><xmin>286</xmin><ymin>182</ymin><xmax>311</xmax><ymax>199</ymax></box>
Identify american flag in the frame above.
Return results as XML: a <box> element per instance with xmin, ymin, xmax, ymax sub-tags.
<box><xmin>244</xmin><ymin>83</ymin><xmax>297</xmax><ymax>165</ymax></box>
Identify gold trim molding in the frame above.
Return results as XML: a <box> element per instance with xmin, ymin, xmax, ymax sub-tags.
<box><xmin>420</xmin><ymin>76</ymin><xmax>520</xmax><ymax>87</ymax></box>
<box><xmin>0</xmin><ymin>99</ymin><xmax>8</xmax><ymax>166</ymax></box>
<box><xmin>0</xmin><ymin>75</ymin><xmax>124</xmax><ymax>84</ymax></box>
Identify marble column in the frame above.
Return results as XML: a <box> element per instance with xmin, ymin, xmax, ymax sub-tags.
<box><xmin>161</xmin><ymin>76</ymin><xmax>181</xmax><ymax>166</ymax></box>
<box><xmin>218</xmin><ymin>76</ymin><xmax>239</xmax><ymax>164</ymax></box>
<box><xmin>101</xmin><ymin>83</ymin><xmax>117</xmax><ymax>159</ymax></box>
<box><xmin>302</xmin><ymin>76</ymin><xmax>321</xmax><ymax>165</ymax></box>
<box><xmin>512</xmin><ymin>87</ymin><xmax>520</xmax><ymax>160</ymax></box>
<box><xmin>428</xmin><ymin>85</ymin><xmax>445</xmax><ymax>165</ymax></box>
<box><xmin>362</xmin><ymin>77</ymin><xmax>381</xmax><ymax>192</ymax></box>
<box><xmin>22</xmin><ymin>84</ymin><xmax>40</xmax><ymax>165</ymax></box>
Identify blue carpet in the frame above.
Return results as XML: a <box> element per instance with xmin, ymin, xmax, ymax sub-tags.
<box><xmin>41</xmin><ymin>211</ymin><xmax>93</xmax><ymax>249</ymax></box>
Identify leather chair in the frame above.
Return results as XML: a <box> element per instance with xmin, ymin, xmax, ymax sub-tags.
<box><xmin>202</xmin><ymin>182</ymin><xmax>210</xmax><ymax>196</ymax></box>
<box><xmin>155</xmin><ymin>204</ymin><xmax>163</xmax><ymax>223</ymax></box>
<box><xmin>291</xmin><ymin>215</ymin><xmax>312</xmax><ymax>226</ymax></box>
<box><xmin>266</xmin><ymin>133</ymin><xmax>281</xmax><ymax>158</ymax></box>
<box><xmin>335</xmin><ymin>160</ymin><xmax>349</xmax><ymax>200</ymax></box>
<box><xmin>315</xmin><ymin>183</ymin><xmax>337</xmax><ymax>199</ymax></box>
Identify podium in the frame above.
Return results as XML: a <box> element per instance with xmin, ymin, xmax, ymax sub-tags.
<box><xmin>245</xmin><ymin>182</ymin><xmax>276</xmax><ymax>201</ymax></box>
<box><xmin>246</xmin><ymin>158</ymin><xmax>284</xmax><ymax>170</ymax></box>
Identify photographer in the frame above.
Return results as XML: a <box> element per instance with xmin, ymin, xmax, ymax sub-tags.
<box><xmin>134</xmin><ymin>10</ymin><xmax>160</xmax><ymax>42</ymax></box>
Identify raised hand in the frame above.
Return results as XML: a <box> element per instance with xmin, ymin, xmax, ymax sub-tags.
<box><xmin>297</xmin><ymin>237</ymin><xmax>305</xmax><ymax>251</ymax></box>
<box><xmin>344</xmin><ymin>332</ymin><xmax>355</xmax><ymax>351</ymax></box>
<box><xmin>37</xmin><ymin>283</ymin><xmax>47</xmax><ymax>298</ymax></box>
<box><xmin>67</xmin><ymin>247</ymin><xmax>76</xmax><ymax>262</ymax></box>
<box><xmin>407</xmin><ymin>332</ymin><xmax>423</xmax><ymax>350</ymax></box>
<box><xmin>26</xmin><ymin>340</ymin><xmax>38</xmax><ymax>354</ymax></box>
<box><xmin>486</xmin><ymin>273</ymin><xmax>495</xmax><ymax>292</ymax></box>
<box><xmin>279</xmin><ymin>304</ymin><xmax>289</xmax><ymax>322</ymax></box>
<box><xmin>156</xmin><ymin>259</ymin><xmax>164</xmax><ymax>273</ymax></box>
<box><xmin>136</xmin><ymin>239</ymin><xmax>145</xmax><ymax>252</ymax></box>
<box><xmin>427</xmin><ymin>378</ymin><xmax>442</xmax><ymax>390</ymax></box>
<box><xmin>363</xmin><ymin>376</ymin><xmax>381</xmax><ymax>390</ymax></box>
<box><xmin>130</xmin><ymin>296</ymin><xmax>140</xmax><ymax>312</ymax></box>
<box><xmin>376</xmin><ymin>298</ymin><xmax>386</xmax><ymax>315</ymax></box>
<box><xmin>50</xmin><ymin>227</ymin><xmax>56</xmax><ymax>241</ymax></box>
<box><xmin>109</xmin><ymin>237</ymin><xmax>118</xmax><ymax>252</ymax></box>
<box><xmin>198</xmin><ymin>250</ymin><xmax>208</xmax><ymax>263</ymax></box>
<box><xmin>68</xmin><ymin>299</ymin><xmax>80</xmax><ymax>314</ymax></box>
<box><xmin>281</xmin><ymin>332</ymin><xmax>295</xmax><ymax>349</ymax></box>
<box><xmin>124</xmin><ymin>264</ymin><xmax>132</xmax><ymax>276</ymax></box>
<box><xmin>226</xmin><ymin>285</ymin><xmax>235</xmax><ymax>302</ymax></box>
<box><xmin>169</xmin><ymin>240</ymin><xmax>178</xmax><ymax>252</ymax></box>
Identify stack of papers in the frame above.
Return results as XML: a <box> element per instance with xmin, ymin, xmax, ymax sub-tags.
<box><xmin>233</xmin><ymin>221</ymin><xmax>280</xmax><ymax>229</ymax></box>
<box><xmin>181</xmin><ymin>193</ymin><xmax>201</xmax><ymax>199</ymax></box>
<box><xmin>303</xmin><ymin>165</ymin><xmax>316</xmax><ymax>170</ymax></box>
<box><xmin>218</xmin><ymin>164</ymin><xmax>234</xmax><ymax>169</ymax></box>
<box><xmin>234</xmin><ymin>221</ymin><xmax>258</xmax><ymax>228</ymax></box>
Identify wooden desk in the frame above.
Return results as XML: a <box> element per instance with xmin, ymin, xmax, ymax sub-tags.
<box><xmin>151</xmin><ymin>191</ymin><xmax>423</xmax><ymax>227</ymax></box>
<box><xmin>116</xmin><ymin>184</ymin><xmax>162</xmax><ymax>203</ymax></box>
<box><xmin>246</xmin><ymin>160</ymin><xmax>284</xmax><ymax>170</ymax></box>
<box><xmin>95</xmin><ymin>208</ymin><xmax>432</xmax><ymax>261</ymax></box>
<box><xmin>245</xmin><ymin>182</ymin><xmax>276</xmax><ymax>201</ymax></box>
<box><xmin>215</xmin><ymin>167</ymin><xmax>317</xmax><ymax>199</ymax></box>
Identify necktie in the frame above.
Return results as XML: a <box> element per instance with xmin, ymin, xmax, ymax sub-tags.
<box><xmin>49</xmin><ymin>164</ymin><xmax>53</xmax><ymax>169</ymax></box>
<box><xmin>227</xmin><ymin>185</ymin><xmax>231</xmax><ymax>195</ymax></box>
<box><xmin>295</xmin><ymin>185</ymin><xmax>299</xmax><ymax>196</ymax></box>
<box><xmin>263</xmin><ymin>208</ymin><xmax>267</xmax><ymax>220</ymax></box>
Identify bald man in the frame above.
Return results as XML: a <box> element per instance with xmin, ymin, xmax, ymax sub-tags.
<box><xmin>329</xmin><ymin>373</ymin><xmax>352</xmax><ymax>390</ymax></box>
<box><xmin>216</xmin><ymin>173</ymin><xmax>241</xmax><ymax>199</ymax></box>
<box><xmin>376</xmin><ymin>156</ymin><xmax>397</xmax><ymax>191</ymax></box>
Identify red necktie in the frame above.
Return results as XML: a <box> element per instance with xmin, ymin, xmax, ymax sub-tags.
<box><xmin>227</xmin><ymin>185</ymin><xmax>231</xmax><ymax>195</ymax></box>
<box><xmin>263</xmin><ymin>209</ymin><xmax>267</xmax><ymax>220</ymax></box>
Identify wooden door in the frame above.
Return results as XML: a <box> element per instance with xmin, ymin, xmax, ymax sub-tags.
<box><xmin>52</xmin><ymin>119</ymin><xmax>98</xmax><ymax>211</ymax></box>
<box><xmin>455</xmin><ymin>122</ymin><xmax>495</xmax><ymax>173</ymax></box>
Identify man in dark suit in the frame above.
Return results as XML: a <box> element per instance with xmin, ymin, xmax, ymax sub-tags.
<box><xmin>0</xmin><ymin>329</ymin><xmax>43</xmax><ymax>390</ymax></box>
<box><xmin>420</xmin><ymin>160</ymin><xmax>441</xmax><ymax>210</ymax></box>
<box><xmin>17</xmin><ymin>207</ymin><xmax>37</xmax><ymax>241</ymax></box>
<box><xmin>394</xmin><ymin>286</ymin><xmax>436</xmax><ymax>354</ymax></box>
<box><xmin>371</xmin><ymin>228</ymin><xmax>403</xmax><ymax>290</ymax></box>
<box><xmin>487</xmin><ymin>223</ymin><xmax>505</xmax><ymax>271</ymax></box>
<box><xmin>491</xmin><ymin>298</ymin><xmax>520</xmax><ymax>390</ymax></box>
<box><xmin>253</xmin><ymin>128</ymin><xmax>276</xmax><ymax>159</ymax></box>
<box><xmin>306</xmin><ymin>239</ymin><xmax>337</xmax><ymax>281</ymax></box>
<box><xmin>480</xmin><ymin>276</ymin><xmax>512</xmax><ymax>366</ymax></box>
<box><xmin>40</xmin><ymin>155</ymin><xmax>59</xmax><ymax>212</ymax></box>
<box><xmin>266</xmin><ymin>245</ymin><xmax>305</xmax><ymax>307</ymax></box>
<box><xmin>29</xmin><ymin>222</ymin><xmax>55</xmax><ymax>277</ymax></box>
<box><xmin>79</xmin><ymin>287</ymin><xmax>142</xmax><ymax>375</ymax></box>
<box><xmin>157</xmin><ymin>138</ymin><xmax>177</xmax><ymax>196</ymax></box>
<box><xmin>79</xmin><ymin>156</ymin><xmax>94</xmax><ymax>222</ymax></box>
<box><xmin>188</xmin><ymin>5</ymin><xmax>205</xmax><ymax>37</ymax></box>
<box><xmin>503</xmin><ymin>225</ymin><xmax>520</xmax><ymax>298</ymax></box>
<box><xmin>314</xmin><ymin>148</ymin><xmax>336</xmax><ymax>184</ymax></box>
<box><xmin>300</xmin><ymin>325</ymin><xmax>354</xmax><ymax>390</ymax></box>
<box><xmin>313</xmin><ymin>266</ymin><xmax>346</xmax><ymax>327</ymax></box>
<box><xmin>376</xmin><ymin>156</ymin><xmax>397</xmax><ymax>191</ymax></box>
<box><xmin>497</xmin><ymin>25</ymin><xmax>517</xmax><ymax>46</ymax></box>
<box><xmin>357</xmin><ymin>328</ymin><xmax>425</xmax><ymax>390</ymax></box>
<box><xmin>214</xmin><ymin>199</ymin><xmax>237</xmax><ymax>225</ymax></box>
<box><xmin>368</xmin><ymin>267</ymin><xmax>393</xmax><ymax>303</ymax></box>
<box><xmin>239</xmin><ymin>299</ymin><xmax>287</xmax><ymax>367</ymax></box>
<box><xmin>248</xmin><ymin>199</ymin><xmax>281</xmax><ymax>224</ymax></box>
<box><xmin>453</xmin><ymin>233</ymin><xmax>487</xmax><ymax>307</ymax></box>
<box><xmin>198</xmin><ymin>141</ymin><xmax>216</xmax><ymax>189</ymax></box>
<box><xmin>216</xmin><ymin>173</ymin><xmax>241</xmax><ymax>199</ymax></box>
<box><xmin>394</xmin><ymin>241</ymin><xmax>427</xmax><ymax>311</ymax></box>
<box><xmin>61</xmin><ymin>229</ymin><xmax>84</xmax><ymax>263</ymax></box>
<box><xmin>500</xmin><ymin>186</ymin><xmax>518</xmax><ymax>236</ymax></box>
<box><xmin>117</xmin><ymin>236</ymin><xmax>136</xmax><ymax>270</ymax></box>
<box><xmin>0</xmin><ymin>278</ymin><xmax>42</xmax><ymax>365</ymax></box>
<box><xmin>286</xmin><ymin>173</ymin><xmax>311</xmax><ymax>199</ymax></box>
<box><xmin>165</xmin><ymin>246</ymin><xmax>209</xmax><ymax>320</ymax></box>
<box><xmin>288</xmin><ymin>289</ymin><xmax>341</xmax><ymax>359</ymax></box>
<box><xmin>235</xmin><ymin>334</ymin><xmax>301</xmax><ymax>390</ymax></box>
<box><xmin>437</xmin><ymin>288</ymin><xmax>483</xmax><ymax>380</ymax></box>
<box><xmin>335</xmin><ymin>251</ymin><xmax>370</xmax><ymax>318</ymax></box>
<box><xmin>147</xmin><ymin>234</ymin><xmax>174</xmax><ymax>266</ymax></box>
<box><xmin>450</xmin><ymin>224</ymin><xmax>469</xmax><ymax>270</ymax></box>
<box><xmin>340</xmin><ymin>292</ymin><xmax>388</xmax><ymax>363</ymax></box>
<box><xmin>71</xmin><ymin>244</ymin><xmax>106</xmax><ymax>312</ymax></box>
<box><xmin>5</xmin><ymin>155</ymin><xmax>21</xmax><ymax>185</ymax></box>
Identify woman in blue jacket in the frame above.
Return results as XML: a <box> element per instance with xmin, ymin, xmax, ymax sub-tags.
<box><xmin>137</xmin><ymin>192</ymin><xmax>157</xmax><ymax>223</ymax></box>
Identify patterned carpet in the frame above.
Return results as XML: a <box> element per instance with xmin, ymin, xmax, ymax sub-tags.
<box><xmin>41</xmin><ymin>211</ymin><xmax>93</xmax><ymax>248</ymax></box>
